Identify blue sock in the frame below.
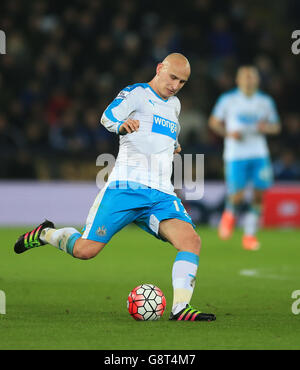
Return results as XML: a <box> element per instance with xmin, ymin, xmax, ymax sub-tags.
<box><xmin>66</xmin><ymin>232</ymin><xmax>81</xmax><ymax>256</ymax></box>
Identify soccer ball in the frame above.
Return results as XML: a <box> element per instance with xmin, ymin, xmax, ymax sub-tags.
<box><xmin>127</xmin><ymin>284</ymin><xmax>166</xmax><ymax>321</ymax></box>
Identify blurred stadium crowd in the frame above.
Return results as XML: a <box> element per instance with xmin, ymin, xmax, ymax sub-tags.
<box><xmin>1</xmin><ymin>0</ymin><xmax>300</xmax><ymax>181</ymax></box>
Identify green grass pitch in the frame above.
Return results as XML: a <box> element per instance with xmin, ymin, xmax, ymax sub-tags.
<box><xmin>0</xmin><ymin>225</ymin><xmax>299</xmax><ymax>350</ymax></box>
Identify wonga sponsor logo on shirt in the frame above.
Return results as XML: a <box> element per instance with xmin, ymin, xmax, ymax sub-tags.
<box><xmin>237</xmin><ymin>112</ymin><xmax>259</xmax><ymax>125</ymax></box>
<box><xmin>152</xmin><ymin>114</ymin><xmax>177</xmax><ymax>140</ymax></box>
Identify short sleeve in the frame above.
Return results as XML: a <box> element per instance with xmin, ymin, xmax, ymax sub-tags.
<box><xmin>101</xmin><ymin>86</ymin><xmax>140</xmax><ymax>134</ymax></box>
<box><xmin>265</xmin><ymin>96</ymin><xmax>280</xmax><ymax>124</ymax></box>
<box><xmin>211</xmin><ymin>94</ymin><xmax>229</xmax><ymax>121</ymax></box>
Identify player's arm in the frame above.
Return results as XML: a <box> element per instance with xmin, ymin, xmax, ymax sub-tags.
<box><xmin>118</xmin><ymin>119</ymin><xmax>139</xmax><ymax>135</ymax></box>
<box><xmin>174</xmin><ymin>100</ymin><xmax>182</xmax><ymax>153</ymax></box>
<box><xmin>209</xmin><ymin>94</ymin><xmax>242</xmax><ymax>140</ymax></box>
<box><xmin>174</xmin><ymin>122</ymin><xmax>182</xmax><ymax>153</ymax></box>
<box><xmin>101</xmin><ymin>88</ymin><xmax>140</xmax><ymax>135</ymax></box>
<box><xmin>257</xmin><ymin>97</ymin><xmax>281</xmax><ymax>135</ymax></box>
<box><xmin>208</xmin><ymin>115</ymin><xmax>242</xmax><ymax>140</ymax></box>
<box><xmin>257</xmin><ymin>120</ymin><xmax>281</xmax><ymax>135</ymax></box>
<box><xmin>208</xmin><ymin>115</ymin><xmax>226</xmax><ymax>137</ymax></box>
<box><xmin>174</xmin><ymin>144</ymin><xmax>181</xmax><ymax>153</ymax></box>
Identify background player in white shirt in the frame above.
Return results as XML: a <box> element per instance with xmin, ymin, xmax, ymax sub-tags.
<box><xmin>14</xmin><ymin>53</ymin><xmax>216</xmax><ymax>322</ymax></box>
<box><xmin>209</xmin><ymin>66</ymin><xmax>281</xmax><ymax>250</ymax></box>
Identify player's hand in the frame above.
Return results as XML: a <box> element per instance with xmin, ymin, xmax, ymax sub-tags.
<box><xmin>119</xmin><ymin>119</ymin><xmax>140</xmax><ymax>135</ymax></box>
<box><xmin>257</xmin><ymin>121</ymin><xmax>269</xmax><ymax>133</ymax></box>
<box><xmin>174</xmin><ymin>144</ymin><xmax>181</xmax><ymax>154</ymax></box>
<box><xmin>256</xmin><ymin>120</ymin><xmax>281</xmax><ymax>135</ymax></box>
<box><xmin>227</xmin><ymin>131</ymin><xmax>242</xmax><ymax>140</ymax></box>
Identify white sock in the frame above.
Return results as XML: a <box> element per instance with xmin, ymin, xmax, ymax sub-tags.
<box><xmin>244</xmin><ymin>206</ymin><xmax>261</xmax><ymax>236</ymax></box>
<box><xmin>40</xmin><ymin>227</ymin><xmax>81</xmax><ymax>255</ymax></box>
<box><xmin>172</xmin><ymin>251</ymin><xmax>199</xmax><ymax>315</ymax></box>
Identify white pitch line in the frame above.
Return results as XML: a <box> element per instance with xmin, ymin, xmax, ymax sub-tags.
<box><xmin>239</xmin><ymin>269</ymin><xmax>295</xmax><ymax>281</ymax></box>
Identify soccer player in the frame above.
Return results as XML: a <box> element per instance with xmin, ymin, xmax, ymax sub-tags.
<box><xmin>209</xmin><ymin>66</ymin><xmax>281</xmax><ymax>250</ymax></box>
<box><xmin>14</xmin><ymin>53</ymin><xmax>216</xmax><ymax>322</ymax></box>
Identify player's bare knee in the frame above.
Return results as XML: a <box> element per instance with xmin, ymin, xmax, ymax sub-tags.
<box><xmin>230</xmin><ymin>191</ymin><xmax>244</xmax><ymax>205</ymax></box>
<box><xmin>253</xmin><ymin>190</ymin><xmax>263</xmax><ymax>204</ymax></box>
<box><xmin>179</xmin><ymin>232</ymin><xmax>201</xmax><ymax>255</ymax></box>
<box><xmin>191</xmin><ymin>233</ymin><xmax>201</xmax><ymax>254</ymax></box>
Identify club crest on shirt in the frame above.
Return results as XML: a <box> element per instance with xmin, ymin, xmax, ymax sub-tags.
<box><xmin>96</xmin><ymin>226</ymin><xmax>107</xmax><ymax>236</ymax></box>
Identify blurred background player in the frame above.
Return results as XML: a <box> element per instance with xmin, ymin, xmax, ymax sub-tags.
<box><xmin>14</xmin><ymin>53</ymin><xmax>216</xmax><ymax>322</ymax></box>
<box><xmin>208</xmin><ymin>66</ymin><xmax>281</xmax><ymax>250</ymax></box>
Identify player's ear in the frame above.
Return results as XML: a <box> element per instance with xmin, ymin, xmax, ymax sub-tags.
<box><xmin>156</xmin><ymin>63</ymin><xmax>163</xmax><ymax>75</ymax></box>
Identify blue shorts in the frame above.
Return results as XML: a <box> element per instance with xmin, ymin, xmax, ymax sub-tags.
<box><xmin>82</xmin><ymin>181</ymin><xmax>194</xmax><ymax>243</ymax></box>
<box><xmin>225</xmin><ymin>157</ymin><xmax>273</xmax><ymax>195</ymax></box>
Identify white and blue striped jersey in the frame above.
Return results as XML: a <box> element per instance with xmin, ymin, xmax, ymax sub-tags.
<box><xmin>211</xmin><ymin>88</ymin><xmax>280</xmax><ymax>161</ymax></box>
<box><xmin>101</xmin><ymin>83</ymin><xmax>181</xmax><ymax>195</ymax></box>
